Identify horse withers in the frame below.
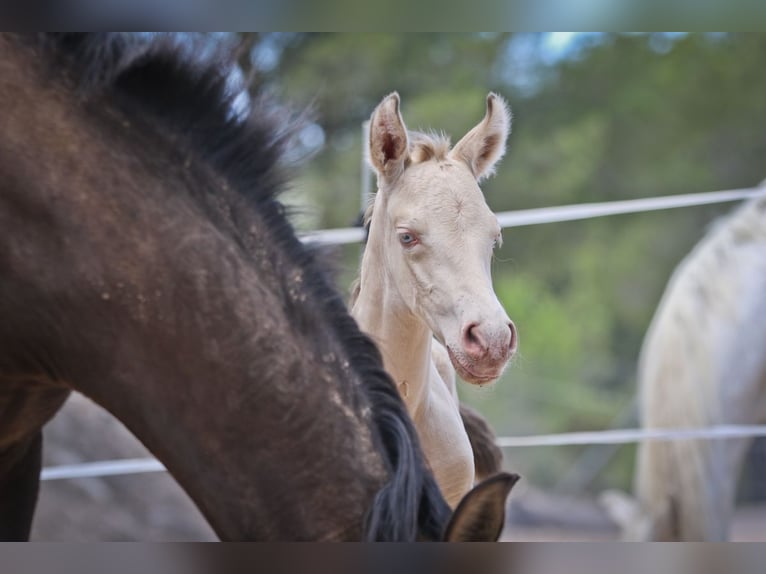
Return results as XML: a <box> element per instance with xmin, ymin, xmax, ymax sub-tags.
<box><xmin>0</xmin><ymin>33</ymin><xmax>517</xmax><ymax>541</ymax></box>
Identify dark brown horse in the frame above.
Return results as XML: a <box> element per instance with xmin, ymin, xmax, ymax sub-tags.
<box><xmin>0</xmin><ymin>33</ymin><xmax>517</xmax><ymax>541</ymax></box>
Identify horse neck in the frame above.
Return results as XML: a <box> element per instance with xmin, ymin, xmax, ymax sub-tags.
<box><xmin>352</xmin><ymin>203</ymin><xmax>434</xmax><ymax>413</ymax></box>
<box><xmin>12</xmin><ymin>202</ymin><xmax>388</xmax><ymax>540</ymax></box>
<box><xmin>78</xmin><ymin>299</ymin><xmax>388</xmax><ymax>541</ymax></box>
<box><xmin>0</xmin><ymin>48</ymin><xmax>389</xmax><ymax>538</ymax></box>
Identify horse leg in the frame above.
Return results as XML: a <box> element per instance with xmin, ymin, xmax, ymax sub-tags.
<box><xmin>673</xmin><ymin>437</ymin><xmax>751</xmax><ymax>541</ymax></box>
<box><xmin>0</xmin><ymin>385</ymin><xmax>69</xmax><ymax>540</ymax></box>
<box><xmin>0</xmin><ymin>431</ymin><xmax>44</xmax><ymax>540</ymax></box>
<box><xmin>637</xmin><ymin>436</ymin><xmax>751</xmax><ymax>541</ymax></box>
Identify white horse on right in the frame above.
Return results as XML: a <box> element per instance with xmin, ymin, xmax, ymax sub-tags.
<box><xmin>602</xmin><ymin>192</ymin><xmax>766</xmax><ymax>541</ymax></box>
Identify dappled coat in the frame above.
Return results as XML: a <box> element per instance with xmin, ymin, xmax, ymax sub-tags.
<box><xmin>603</xmin><ymin>193</ymin><xmax>766</xmax><ymax>540</ymax></box>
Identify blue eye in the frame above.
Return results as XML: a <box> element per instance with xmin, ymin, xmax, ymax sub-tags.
<box><xmin>399</xmin><ymin>232</ymin><xmax>418</xmax><ymax>246</ymax></box>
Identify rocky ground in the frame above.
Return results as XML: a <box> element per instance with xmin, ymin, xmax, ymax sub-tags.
<box><xmin>33</xmin><ymin>393</ymin><xmax>214</xmax><ymax>541</ymax></box>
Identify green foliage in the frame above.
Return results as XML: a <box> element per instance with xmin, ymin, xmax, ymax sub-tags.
<box><xmin>501</xmin><ymin>113</ymin><xmax>608</xmax><ymax>209</ymax></box>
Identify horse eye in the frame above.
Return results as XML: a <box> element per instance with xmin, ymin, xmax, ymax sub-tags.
<box><xmin>399</xmin><ymin>232</ymin><xmax>418</xmax><ymax>246</ymax></box>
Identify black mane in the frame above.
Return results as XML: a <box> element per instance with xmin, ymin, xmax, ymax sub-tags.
<box><xmin>29</xmin><ymin>33</ymin><xmax>451</xmax><ymax>541</ymax></box>
<box><xmin>37</xmin><ymin>33</ymin><xmax>293</xmax><ymax>209</ymax></box>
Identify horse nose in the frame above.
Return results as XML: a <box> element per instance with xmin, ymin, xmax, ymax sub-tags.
<box><xmin>462</xmin><ymin>321</ymin><xmax>517</xmax><ymax>362</ymax></box>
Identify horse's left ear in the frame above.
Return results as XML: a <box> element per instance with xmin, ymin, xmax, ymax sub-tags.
<box><xmin>449</xmin><ymin>93</ymin><xmax>511</xmax><ymax>182</ymax></box>
<box><xmin>442</xmin><ymin>472</ymin><xmax>519</xmax><ymax>542</ymax></box>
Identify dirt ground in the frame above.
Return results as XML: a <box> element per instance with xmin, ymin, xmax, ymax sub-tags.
<box><xmin>30</xmin><ymin>393</ymin><xmax>766</xmax><ymax>541</ymax></box>
<box><xmin>502</xmin><ymin>506</ymin><xmax>766</xmax><ymax>542</ymax></box>
<box><xmin>33</xmin><ymin>394</ymin><xmax>214</xmax><ymax>541</ymax></box>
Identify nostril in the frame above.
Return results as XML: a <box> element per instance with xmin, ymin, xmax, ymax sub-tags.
<box><xmin>465</xmin><ymin>323</ymin><xmax>480</xmax><ymax>346</ymax></box>
<box><xmin>462</xmin><ymin>323</ymin><xmax>488</xmax><ymax>358</ymax></box>
<box><xmin>507</xmin><ymin>321</ymin><xmax>518</xmax><ymax>352</ymax></box>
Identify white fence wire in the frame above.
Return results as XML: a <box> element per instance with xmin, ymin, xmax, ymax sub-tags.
<box><xmin>42</xmin><ymin>458</ymin><xmax>166</xmax><ymax>481</ymax></box>
<box><xmin>300</xmin><ymin>186</ymin><xmax>766</xmax><ymax>245</ymax></box>
<box><xmin>41</xmin><ymin>425</ymin><xmax>766</xmax><ymax>481</ymax></box>
<box><xmin>40</xmin><ymin>185</ymin><xmax>766</xmax><ymax>482</ymax></box>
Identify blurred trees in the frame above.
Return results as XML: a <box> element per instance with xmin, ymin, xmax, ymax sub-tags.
<box><xmin>240</xmin><ymin>33</ymin><xmax>766</xmax><ymax>492</ymax></box>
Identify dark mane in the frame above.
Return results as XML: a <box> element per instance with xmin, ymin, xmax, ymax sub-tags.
<box><xmin>36</xmin><ymin>33</ymin><xmax>293</xmax><ymax>212</ymax></box>
<box><xmin>27</xmin><ymin>33</ymin><xmax>450</xmax><ymax>540</ymax></box>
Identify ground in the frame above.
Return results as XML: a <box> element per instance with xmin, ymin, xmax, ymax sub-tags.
<box><xmin>31</xmin><ymin>393</ymin><xmax>766</xmax><ymax>541</ymax></box>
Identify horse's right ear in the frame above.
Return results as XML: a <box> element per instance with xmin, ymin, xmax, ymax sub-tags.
<box><xmin>368</xmin><ymin>92</ymin><xmax>409</xmax><ymax>184</ymax></box>
<box><xmin>443</xmin><ymin>472</ymin><xmax>519</xmax><ymax>542</ymax></box>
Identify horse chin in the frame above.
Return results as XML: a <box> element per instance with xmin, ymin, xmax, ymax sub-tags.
<box><xmin>446</xmin><ymin>347</ymin><xmax>503</xmax><ymax>386</ymax></box>
<box><xmin>460</xmin><ymin>370</ymin><xmax>501</xmax><ymax>386</ymax></box>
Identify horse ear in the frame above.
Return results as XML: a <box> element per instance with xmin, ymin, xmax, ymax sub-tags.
<box><xmin>368</xmin><ymin>92</ymin><xmax>409</xmax><ymax>184</ymax></box>
<box><xmin>443</xmin><ymin>472</ymin><xmax>519</xmax><ymax>542</ymax></box>
<box><xmin>449</xmin><ymin>93</ymin><xmax>511</xmax><ymax>182</ymax></box>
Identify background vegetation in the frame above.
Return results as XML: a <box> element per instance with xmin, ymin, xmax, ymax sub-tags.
<box><xmin>238</xmin><ymin>33</ymin><xmax>766</xmax><ymax>497</ymax></box>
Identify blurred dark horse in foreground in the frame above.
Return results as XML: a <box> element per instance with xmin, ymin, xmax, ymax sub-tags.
<box><xmin>0</xmin><ymin>33</ymin><xmax>516</xmax><ymax>541</ymax></box>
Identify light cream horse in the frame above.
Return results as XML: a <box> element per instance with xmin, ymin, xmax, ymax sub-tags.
<box><xmin>351</xmin><ymin>92</ymin><xmax>517</xmax><ymax>507</ymax></box>
<box><xmin>602</xmin><ymin>193</ymin><xmax>766</xmax><ymax>540</ymax></box>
